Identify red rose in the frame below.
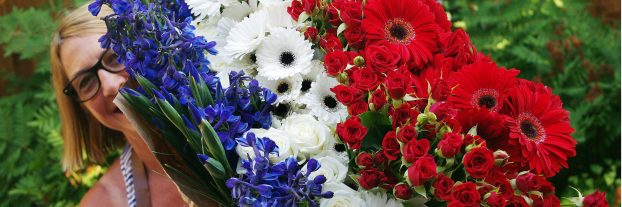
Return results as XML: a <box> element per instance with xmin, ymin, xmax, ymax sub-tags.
<box><xmin>304</xmin><ymin>27</ymin><xmax>319</xmax><ymax>42</ymax></box>
<box><xmin>407</xmin><ymin>156</ymin><xmax>437</xmax><ymax>186</ymax></box>
<box><xmin>338</xmin><ymin>1</ymin><xmax>363</xmax><ymax>26</ymax></box>
<box><xmin>430</xmin><ymin>102</ymin><xmax>458</xmax><ymax>121</ymax></box>
<box><xmin>403</xmin><ymin>139</ymin><xmax>430</xmax><ymax>163</ymax></box>
<box><xmin>381</xmin><ymin>131</ymin><xmax>400</xmax><ymax>160</ymax></box>
<box><xmin>358</xmin><ymin>168</ymin><xmax>385</xmax><ymax>190</ymax></box>
<box><xmin>452</xmin><ymin>182</ymin><xmax>481</xmax><ymax>207</ymax></box>
<box><xmin>384</xmin><ymin>68</ymin><xmax>411</xmax><ymax>99</ymax></box>
<box><xmin>319</xmin><ymin>34</ymin><xmax>343</xmax><ymax>52</ymax></box>
<box><xmin>330</xmin><ymin>85</ymin><xmax>362</xmax><ymax>106</ymax></box>
<box><xmin>397</xmin><ymin>124</ymin><xmax>418</xmax><ymax>143</ymax></box>
<box><xmin>381</xmin><ymin>171</ymin><xmax>399</xmax><ymax>190</ymax></box>
<box><xmin>532</xmin><ymin>194</ymin><xmax>560</xmax><ymax>207</ymax></box>
<box><xmin>583</xmin><ymin>191</ymin><xmax>608</xmax><ymax>207</ymax></box>
<box><xmin>440</xmin><ymin>29</ymin><xmax>477</xmax><ymax>66</ymax></box>
<box><xmin>515</xmin><ymin>172</ymin><xmax>542</xmax><ymax>193</ymax></box>
<box><xmin>324</xmin><ymin>50</ymin><xmax>349</xmax><ymax>76</ymax></box>
<box><xmin>433</xmin><ymin>173</ymin><xmax>454</xmax><ymax>201</ymax></box>
<box><xmin>431</xmin><ymin>79</ymin><xmax>450</xmax><ymax>101</ymax></box>
<box><xmin>374</xmin><ymin>149</ymin><xmax>388</xmax><ymax>166</ymax></box>
<box><xmin>437</xmin><ymin>132</ymin><xmax>463</xmax><ymax>158</ymax></box>
<box><xmin>447</xmin><ymin>200</ymin><xmax>463</xmax><ymax>207</ymax></box>
<box><xmin>336</xmin><ymin>116</ymin><xmax>367</xmax><ymax>149</ymax></box>
<box><xmin>462</xmin><ymin>134</ymin><xmax>485</xmax><ymax>148</ymax></box>
<box><xmin>486</xmin><ymin>175</ymin><xmax>514</xmax><ymax>200</ymax></box>
<box><xmin>393</xmin><ymin>183</ymin><xmax>413</xmax><ymax>200</ymax></box>
<box><xmin>287</xmin><ymin>0</ymin><xmax>304</xmax><ymax>21</ymax></box>
<box><xmin>326</xmin><ymin>4</ymin><xmax>341</xmax><ymax>26</ymax></box>
<box><xmin>351</xmin><ymin>67</ymin><xmax>381</xmax><ymax>91</ymax></box>
<box><xmin>344</xmin><ymin>27</ymin><xmax>365</xmax><ymax>49</ymax></box>
<box><xmin>484</xmin><ymin>192</ymin><xmax>506</xmax><ymax>207</ymax></box>
<box><xmin>369</xmin><ymin>88</ymin><xmax>387</xmax><ymax>111</ymax></box>
<box><xmin>463</xmin><ymin>147</ymin><xmax>494</xmax><ymax>179</ymax></box>
<box><xmin>365</xmin><ymin>44</ymin><xmax>400</xmax><ymax>74</ymax></box>
<box><xmin>301</xmin><ymin>0</ymin><xmax>317</xmax><ymax>14</ymax></box>
<box><xmin>348</xmin><ymin>100</ymin><xmax>369</xmax><ymax>116</ymax></box>
<box><xmin>389</xmin><ymin>103</ymin><xmax>419</xmax><ymax>128</ymax></box>
<box><xmin>507</xmin><ymin>195</ymin><xmax>530</xmax><ymax>207</ymax></box>
<box><xmin>356</xmin><ymin>152</ymin><xmax>373</xmax><ymax>168</ymax></box>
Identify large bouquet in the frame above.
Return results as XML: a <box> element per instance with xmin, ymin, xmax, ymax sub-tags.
<box><xmin>89</xmin><ymin>0</ymin><xmax>609</xmax><ymax>206</ymax></box>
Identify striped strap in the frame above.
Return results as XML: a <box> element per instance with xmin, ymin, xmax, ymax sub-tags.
<box><xmin>120</xmin><ymin>145</ymin><xmax>137</xmax><ymax>207</ymax></box>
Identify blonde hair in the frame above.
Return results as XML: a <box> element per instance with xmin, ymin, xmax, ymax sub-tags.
<box><xmin>51</xmin><ymin>4</ymin><xmax>124</xmax><ymax>171</ymax></box>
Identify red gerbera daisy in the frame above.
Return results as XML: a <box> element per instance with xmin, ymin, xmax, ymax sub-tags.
<box><xmin>362</xmin><ymin>0</ymin><xmax>440</xmax><ymax>67</ymax></box>
<box><xmin>503</xmin><ymin>80</ymin><xmax>576</xmax><ymax>177</ymax></box>
<box><xmin>456</xmin><ymin>108</ymin><xmax>512</xmax><ymax>150</ymax></box>
<box><xmin>446</xmin><ymin>61</ymin><xmax>519</xmax><ymax>112</ymax></box>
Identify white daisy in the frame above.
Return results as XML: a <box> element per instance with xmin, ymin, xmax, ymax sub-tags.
<box><xmin>300</xmin><ymin>60</ymin><xmax>324</xmax><ymax>94</ymax></box>
<box><xmin>360</xmin><ymin>191</ymin><xmax>404</xmax><ymax>207</ymax></box>
<box><xmin>255</xmin><ymin>27</ymin><xmax>313</xmax><ymax>80</ymax></box>
<box><xmin>223</xmin><ymin>10</ymin><xmax>268</xmax><ymax>60</ymax></box>
<box><xmin>186</xmin><ymin>0</ymin><xmax>236</xmax><ymax>20</ymax></box>
<box><xmin>301</xmin><ymin>72</ymin><xmax>348</xmax><ymax>125</ymax></box>
<box><xmin>257</xmin><ymin>74</ymin><xmax>302</xmax><ymax>103</ymax></box>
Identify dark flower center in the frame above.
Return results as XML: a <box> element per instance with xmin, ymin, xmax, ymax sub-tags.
<box><xmin>384</xmin><ymin>18</ymin><xmax>415</xmax><ymax>45</ymax></box>
<box><xmin>323</xmin><ymin>95</ymin><xmax>338</xmax><ymax>109</ymax></box>
<box><xmin>471</xmin><ymin>88</ymin><xmax>500</xmax><ymax>111</ymax></box>
<box><xmin>301</xmin><ymin>79</ymin><xmax>312</xmax><ymax>92</ymax></box>
<box><xmin>334</xmin><ymin>143</ymin><xmax>346</xmax><ymax>152</ymax></box>
<box><xmin>277</xmin><ymin>82</ymin><xmax>290</xmax><ymax>93</ymax></box>
<box><xmin>272</xmin><ymin>103</ymin><xmax>290</xmax><ymax>118</ymax></box>
<box><xmin>250</xmin><ymin>53</ymin><xmax>257</xmax><ymax>63</ymax></box>
<box><xmin>280</xmin><ymin>51</ymin><xmax>295</xmax><ymax>67</ymax></box>
<box><xmin>478</xmin><ymin>95</ymin><xmax>497</xmax><ymax>109</ymax></box>
<box><xmin>517</xmin><ymin>112</ymin><xmax>546</xmax><ymax>142</ymax></box>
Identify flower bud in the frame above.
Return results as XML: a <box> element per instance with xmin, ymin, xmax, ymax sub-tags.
<box><xmin>356</xmin><ymin>152</ymin><xmax>373</xmax><ymax>168</ymax></box>
<box><xmin>353</xmin><ymin>55</ymin><xmax>365</xmax><ymax>67</ymax></box>
<box><xmin>393</xmin><ymin>183</ymin><xmax>413</xmax><ymax>200</ymax></box>
<box><xmin>493</xmin><ymin>150</ymin><xmax>509</xmax><ymax>166</ymax></box>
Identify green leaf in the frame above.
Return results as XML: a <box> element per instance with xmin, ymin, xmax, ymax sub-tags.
<box><xmin>198</xmin><ymin>120</ymin><xmax>233</xmax><ymax>177</ymax></box>
<box><xmin>413</xmin><ymin>185</ymin><xmax>427</xmax><ymax>199</ymax></box>
<box><xmin>358</xmin><ymin>108</ymin><xmax>392</xmax><ymax>151</ymax></box>
<box><xmin>203</xmin><ymin>158</ymin><xmax>226</xmax><ymax>179</ymax></box>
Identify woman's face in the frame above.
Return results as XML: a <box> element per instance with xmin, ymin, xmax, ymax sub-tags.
<box><xmin>60</xmin><ymin>34</ymin><xmax>134</xmax><ymax>133</ymax></box>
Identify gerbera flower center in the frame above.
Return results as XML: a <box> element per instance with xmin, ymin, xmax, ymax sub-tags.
<box><xmin>277</xmin><ymin>81</ymin><xmax>290</xmax><ymax>94</ymax></box>
<box><xmin>517</xmin><ymin>112</ymin><xmax>546</xmax><ymax>143</ymax></box>
<box><xmin>250</xmin><ymin>53</ymin><xmax>257</xmax><ymax>63</ymax></box>
<box><xmin>279</xmin><ymin>51</ymin><xmax>295</xmax><ymax>67</ymax></box>
<box><xmin>384</xmin><ymin>18</ymin><xmax>415</xmax><ymax>45</ymax></box>
<box><xmin>301</xmin><ymin>79</ymin><xmax>312</xmax><ymax>92</ymax></box>
<box><xmin>471</xmin><ymin>88</ymin><xmax>500</xmax><ymax>111</ymax></box>
<box><xmin>323</xmin><ymin>95</ymin><xmax>338</xmax><ymax>110</ymax></box>
<box><xmin>272</xmin><ymin>103</ymin><xmax>291</xmax><ymax>119</ymax></box>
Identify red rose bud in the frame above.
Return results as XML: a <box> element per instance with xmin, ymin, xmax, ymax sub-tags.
<box><xmin>374</xmin><ymin>149</ymin><xmax>388</xmax><ymax>166</ymax></box>
<box><xmin>287</xmin><ymin>0</ymin><xmax>304</xmax><ymax>21</ymax></box>
<box><xmin>338</xmin><ymin>1</ymin><xmax>363</xmax><ymax>26</ymax></box>
<box><xmin>390</xmin><ymin>103</ymin><xmax>419</xmax><ymax>128</ymax></box>
<box><xmin>319</xmin><ymin>34</ymin><xmax>343</xmax><ymax>52</ymax></box>
<box><xmin>331</xmin><ymin>85</ymin><xmax>362</xmax><ymax>106</ymax></box>
<box><xmin>384</xmin><ymin>69</ymin><xmax>410</xmax><ymax>99</ymax></box>
<box><xmin>369</xmin><ymin>88</ymin><xmax>387</xmax><ymax>111</ymax></box>
<box><xmin>356</xmin><ymin>152</ymin><xmax>373</xmax><ymax>168</ymax></box>
<box><xmin>431</xmin><ymin>79</ymin><xmax>450</xmax><ymax>101</ymax></box>
<box><xmin>507</xmin><ymin>195</ymin><xmax>530</xmax><ymax>207</ymax></box>
<box><xmin>326</xmin><ymin>4</ymin><xmax>341</xmax><ymax>26</ymax></box>
<box><xmin>336</xmin><ymin>116</ymin><xmax>367</xmax><ymax>149</ymax></box>
<box><xmin>402</xmin><ymin>139</ymin><xmax>430</xmax><ymax>163</ymax></box>
<box><xmin>348</xmin><ymin>100</ymin><xmax>369</xmax><ymax>116</ymax></box>
<box><xmin>463</xmin><ymin>147</ymin><xmax>494</xmax><ymax>179</ymax></box>
<box><xmin>583</xmin><ymin>191</ymin><xmax>608</xmax><ymax>207</ymax></box>
<box><xmin>493</xmin><ymin>150</ymin><xmax>509</xmax><ymax>166</ymax></box>
<box><xmin>406</xmin><ymin>156</ymin><xmax>437</xmax><ymax>186</ymax></box>
<box><xmin>515</xmin><ymin>172</ymin><xmax>542</xmax><ymax>193</ymax></box>
<box><xmin>484</xmin><ymin>192</ymin><xmax>507</xmax><ymax>207</ymax></box>
<box><xmin>532</xmin><ymin>194</ymin><xmax>560</xmax><ymax>207</ymax></box>
<box><xmin>381</xmin><ymin>131</ymin><xmax>400</xmax><ymax>161</ymax></box>
<box><xmin>364</xmin><ymin>43</ymin><xmax>400</xmax><ymax>74</ymax></box>
<box><xmin>301</xmin><ymin>0</ymin><xmax>317</xmax><ymax>14</ymax></box>
<box><xmin>358</xmin><ymin>168</ymin><xmax>384</xmax><ymax>190</ymax></box>
<box><xmin>433</xmin><ymin>173</ymin><xmax>454</xmax><ymax>201</ymax></box>
<box><xmin>344</xmin><ymin>27</ymin><xmax>365</xmax><ymax>49</ymax></box>
<box><xmin>452</xmin><ymin>182</ymin><xmax>481</xmax><ymax>207</ymax></box>
<box><xmin>303</xmin><ymin>26</ymin><xmax>319</xmax><ymax>42</ymax></box>
<box><xmin>324</xmin><ymin>51</ymin><xmax>349</xmax><ymax>76</ymax></box>
<box><xmin>351</xmin><ymin>67</ymin><xmax>381</xmax><ymax>91</ymax></box>
<box><xmin>397</xmin><ymin>124</ymin><xmax>418</xmax><ymax>143</ymax></box>
<box><xmin>393</xmin><ymin>183</ymin><xmax>413</xmax><ymax>200</ymax></box>
<box><xmin>437</xmin><ymin>132</ymin><xmax>463</xmax><ymax>158</ymax></box>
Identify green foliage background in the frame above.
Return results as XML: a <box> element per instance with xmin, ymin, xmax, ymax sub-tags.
<box><xmin>0</xmin><ymin>0</ymin><xmax>618</xmax><ymax>206</ymax></box>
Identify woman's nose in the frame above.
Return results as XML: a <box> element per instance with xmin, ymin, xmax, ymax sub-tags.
<box><xmin>98</xmin><ymin>69</ymin><xmax>128</xmax><ymax>98</ymax></box>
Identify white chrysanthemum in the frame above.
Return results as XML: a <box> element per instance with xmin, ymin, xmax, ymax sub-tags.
<box><xmin>255</xmin><ymin>28</ymin><xmax>313</xmax><ymax>80</ymax></box>
<box><xmin>257</xmin><ymin>74</ymin><xmax>302</xmax><ymax>103</ymax></box>
<box><xmin>186</xmin><ymin>0</ymin><xmax>236</xmax><ymax>20</ymax></box>
<box><xmin>360</xmin><ymin>191</ymin><xmax>404</xmax><ymax>207</ymax></box>
<box><xmin>223</xmin><ymin>10</ymin><xmax>268</xmax><ymax>60</ymax></box>
<box><xmin>320</xmin><ymin>183</ymin><xmax>364</xmax><ymax>207</ymax></box>
<box><xmin>301</xmin><ymin>72</ymin><xmax>348</xmax><ymax>125</ymax></box>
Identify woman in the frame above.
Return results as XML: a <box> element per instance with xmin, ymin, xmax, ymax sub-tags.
<box><xmin>50</xmin><ymin>4</ymin><xmax>193</xmax><ymax>206</ymax></box>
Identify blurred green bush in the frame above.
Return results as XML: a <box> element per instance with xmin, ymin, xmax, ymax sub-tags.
<box><xmin>0</xmin><ymin>0</ymin><xmax>618</xmax><ymax>206</ymax></box>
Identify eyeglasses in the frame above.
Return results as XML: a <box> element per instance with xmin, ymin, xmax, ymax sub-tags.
<box><xmin>63</xmin><ymin>49</ymin><xmax>125</xmax><ymax>102</ymax></box>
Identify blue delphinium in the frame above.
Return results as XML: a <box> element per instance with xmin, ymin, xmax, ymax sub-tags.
<box><xmin>226</xmin><ymin>133</ymin><xmax>334</xmax><ymax>207</ymax></box>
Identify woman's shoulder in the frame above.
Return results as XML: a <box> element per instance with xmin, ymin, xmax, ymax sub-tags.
<box><xmin>80</xmin><ymin>158</ymin><xmax>127</xmax><ymax>207</ymax></box>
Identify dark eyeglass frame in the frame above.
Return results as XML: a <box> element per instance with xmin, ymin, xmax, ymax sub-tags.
<box><xmin>63</xmin><ymin>49</ymin><xmax>124</xmax><ymax>102</ymax></box>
